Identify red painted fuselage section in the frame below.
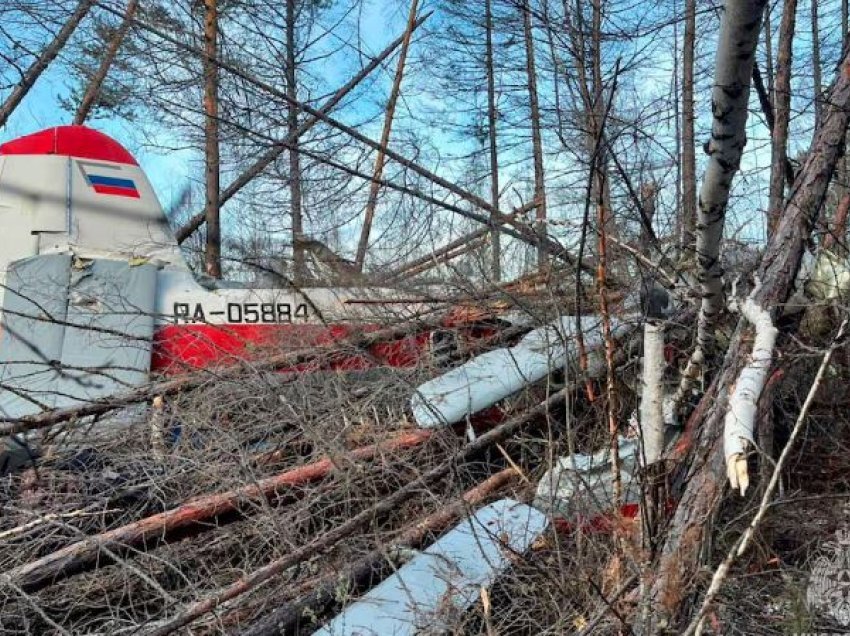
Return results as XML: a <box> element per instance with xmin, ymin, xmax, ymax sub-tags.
<box><xmin>151</xmin><ymin>323</ymin><xmax>433</xmax><ymax>374</ymax></box>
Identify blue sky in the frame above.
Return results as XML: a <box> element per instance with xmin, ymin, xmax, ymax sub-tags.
<box><xmin>0</xmin><ymin>0</ymin><xmax>399</xmax><ymax>212</ymax></box>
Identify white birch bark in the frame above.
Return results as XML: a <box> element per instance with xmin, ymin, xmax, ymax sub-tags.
<box><xmin>640</xmin><ymin>322</ymin><xmax>666</xmax><ymax>465</ymax></box>
<box><xmin>724</xmin><ymin>284</ymin><xmax>778</xmax><ymax>495</ymax></box>
<box><xmin>650</xmin><ymin>26</ymin><xmax>850</xmax><ymax>627</ymax></box>
<box><xmin>675</xmin><ymin>0</ymin><xmax>768</xmax><ymax>405</ymax></box>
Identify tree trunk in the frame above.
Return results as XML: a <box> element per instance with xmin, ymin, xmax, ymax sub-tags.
<box><xmin>354</xmin><ymin>0</ymin><xmax>419</xmax><ymax>272</ymax></box>
<box><xmin>767</xmin><ymin>0</ymin><xmax>797</xmax><ymax>236</ymax></box>
<box><xmin>845</xmin><ymin>0</ymin><xmax>849</xmax><ymax>49</ymax></box>
<box><xmin>765</xmin><ymin>3</ymin><xmax>774</xmax><ymax>100</ymax></box>
<box><xmin>590</xmin><ymin>0</ymin><xmax>619</xmax><ymax>255</ymax></box>
<box><xmin>824</xmin><ymin>192</ymin><xmax>850</xmax><ymax>252</ymax></box>
<box><xmin>651</xmin><ymin>34</ymin><xmax>850</xmax><ymax>630</ymax></box>
<box><xmin>73</xmin><ymin>0</ymin><xmax>139</xmax><ymax>125</ymax></box>
<box><xmin>0</xmin><ymin>0</ymin><xmax>94</xmax><ymax>128</ymax></box>
<box><xmin>117</xmin><ymin>8</ymin><xmax>580</xmax><ymax>268</ymax></box>
<box><xmin>486</xmin><ymin>0</ymin><xmax>502</xmax><ymax>282</ymax></box>
<box><xmin>811</xmin><ymin>0</ymin><xmax>821</xmax><ymax>129</ymax></box>
<box><xmin>139</xmin><ymin>381</ymin><xmax>593</xmax><ymax>636</ymax></box>
<box><xmin>203</xmin><ymin>0</ymin><xmax>222</xmax><ymax>279</ymax></box>
<box><xmin>522</xmin><ymin>0</ymin><xmax>547</xmax><ymax>269</ymax></box>
<box><xmin>675</xmin><ymin>0</ymin><xmax>767</xmax><ymax>405</ymax></box>
<box><xmin>173</xmin><ymin>14</ymin><xmax>430</xmax><ymax>245</ymax></box>
<box><xmin>681</xmin><ymin>0</ymin><xmax>697</xmax><ymax>254</ymax></box>
<box><xmin>286</xmin><ymin>0</ymin><xmax>305</xmax><ymax>284</ymax></box>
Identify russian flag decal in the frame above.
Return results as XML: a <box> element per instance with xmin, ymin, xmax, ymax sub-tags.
<box><xmin>86</xmin><ymin>173</ymin><xmax>140</xmax><ymax>198</ymax></box>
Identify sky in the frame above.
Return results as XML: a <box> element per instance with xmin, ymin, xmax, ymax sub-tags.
<box><xmin>0</xmin><ymin>0</ymin><xmax>836</xmax><ymax>256</ymax></box>
<box><xmin>0</xmin><ymin>0</ymin><xmax>400</xmax><ymax>213</ymax></box>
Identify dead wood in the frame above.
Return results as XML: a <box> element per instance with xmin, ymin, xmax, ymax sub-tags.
<box><xmin>379</xmin><ymin>201</ymin><xmax>541</xmax><ymax>284</ymax></box>
<box><xmin>242</xmin><ymin>467</ymin><xmax>520</xmax><ymax>636</ymax></box>
<box><xmin>5</xmin><ymin>429</ymin><xmax>434</xmax><ymax>594</ymax></box>
<box><xmin>136</xmin><ymin>379</ymin><xmax>583</xmax><ymax>636</ymax></box>
<box><xmin>354</xmin><ymin>0</ymin><xmax>420</xmax><ymax>271</ymax></box>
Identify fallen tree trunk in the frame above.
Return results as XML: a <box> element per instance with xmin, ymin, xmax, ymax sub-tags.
<box><xmin>242</xmin><ymin>467</ymin><xmax>519</xmax><ymax>636</ymax></box>
<box><xmin>137</xmin><ymin>376</ymin><xmax>593</xmax><ymax>636</ymax></box>
<box><xmin>378</xmin><ymin>199</ymin><xmax>539</xmax><ymax>284</ymax></box>
<box><xmin>5</xmin><ymin>429</ymin><xmax>434</xmax><ymax>593</ymax></box>
<box><xmin>649</xmin><ymin>34</ymin><xmax>850</xmax><ymax>630</ymax></box>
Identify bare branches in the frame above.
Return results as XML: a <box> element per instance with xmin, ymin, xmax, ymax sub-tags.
<box><xmin>73</xmin><ymin>0</ymin><xmax>138</xmax><ymax>125</ymax></box>
<box><xmin>0</xmin><ymin>0</ymin><xmax>94</xmax><ymax>128</ymax></box>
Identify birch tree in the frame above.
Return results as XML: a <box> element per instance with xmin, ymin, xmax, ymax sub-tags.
<box><xmin>675</xmin><ymin>0</ymin><xmax>768</xmax><ymax>406</ymax></box>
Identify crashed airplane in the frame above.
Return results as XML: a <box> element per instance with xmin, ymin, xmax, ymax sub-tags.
<box><xmin>0</xmin><ymin>125</ymin><xmax>497</xmax><ymax>419</ymax></box>
<box><xmin>0</xmin><ymin>126</ymin><xmax>656</xmax><ymax>633</ymax></box>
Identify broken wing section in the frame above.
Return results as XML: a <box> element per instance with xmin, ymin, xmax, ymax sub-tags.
<box><xmin>411</xmin><ymin>315</ymin><xmax>635</xmax><ymax>428</ymax></box>
<box><xmin>313</xmin><ymin>499</ymin><xmax>548</xmax><ymax>636</ymax></box>
<box><xmin>0</xmin><ymin>255</ymin><xmax>156</xmax><ymax>418</ymax></box>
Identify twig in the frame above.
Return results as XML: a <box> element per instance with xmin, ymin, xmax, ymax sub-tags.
<box><xmin>138</xmin><ymin>382</ymin><xmax>580</xmax><ymax>635</ymax></box>
<box><xmin>0</xmin><ymin>508</ymin><xmax>117</xmax><ymax>541</ymax></box>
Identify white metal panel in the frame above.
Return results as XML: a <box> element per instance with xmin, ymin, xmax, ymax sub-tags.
<box><xmin>54</xmin><ymin>259</ymin><xmax>157</xmax><ymax>408</ymax></box>
<box><xmin>313</xmin><ymin>499</ymin><xmax>549</xmax><ymax>636</ymax></box>
<box><xmin>154</xmin><ymin>268</ymin><xmax>428</xmax><ymax>326</ymax></box>
<box><xmin>0</xmin><ymin>255</ymin><xmax>72</xmax><ymax>417</ymax></box>
<box><xmin>411</xmin><ymin>316</ymin><xmax>635</xmax><ymax>428</ymax></box>
<box><xmin>0</xmin><ymin>155</ymin><xmax>68</xmax><ymax>234</ymax></box>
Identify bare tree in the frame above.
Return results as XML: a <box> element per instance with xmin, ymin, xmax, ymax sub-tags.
<box><xmin>811</xmin><ymin>0</ymin><xmax>821</xmax><ymax>129</ymax></box>
<box><xmin>203</xmin><ymin>0</ymin><xmax>222</xmax><ymax>279</ymax></box>
<box><xmin>74</xmin><ymin>0</ymin><xmax>139</xmax><ymax>125</ymax></box>
<box><xmin>767</xmin><ymin>0</ymin><xmax>797</xmax><ymax>235</ymax></box>
<box><xmin>522</xmin><ymin>0</ymin><xmax>547</xmax><ymax>269</ymax></box>
<box><xmin>485</xmin><ymin>0</ymin><xmax>502</xmax><ymax>281</ymax></box>
<box><xmin>681</xmin><ymin>0</ymin><xmax>697</xmax><ymax>253</ymax></box>
<box><xmin>354</xmin><ymin>0</ymin><xmax>420</xmax><ymax>272</ymax></box>
<box><xmin>0</xmin><ymin>0</ymin><xmax>94</xmax><ymax>128</ymax></box>
<box><xmin>286</xmin><ymin>0</ymin><xmax>305</xmax><ymax>284</ymax></box>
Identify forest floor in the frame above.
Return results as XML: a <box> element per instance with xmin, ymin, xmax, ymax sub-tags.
<box><xmin>1</xmin><ymin>318</ymin><xmax>849</xmax><ymax>635</ymax></box>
